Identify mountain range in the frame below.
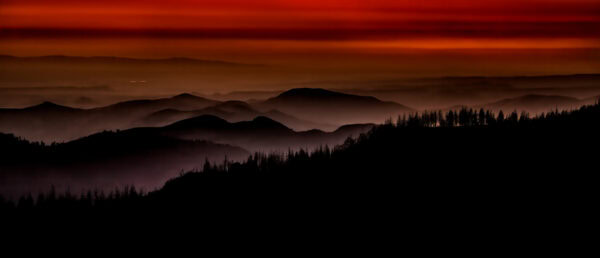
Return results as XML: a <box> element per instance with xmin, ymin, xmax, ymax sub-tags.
<box><xmin>1</xmin><ymin>87</ymin><xmax>598</xmax><ymax>144</ymax></box>
<box><xmin>0</xmin><ymin>88</ymin><xmax>407</xmax><ymax>142</ymax></box>
<box><xmin>0</xmin><ymin>113</ymin><xmax>374</xmax><ymax>196</ymax></box>
<box><xmin>258</xmin><ymin>88</ymin><xmax>413</xmax><ymax>125</ymax></box>
<box><xmin>137</xmin><ymin>100</ymin><xmax>336</xmax><ymax>131</ymax></box>
<box><xmin>450</xmin><ymin>94</ymin><xmax>600</xmax><ymax>114</ymax></box>
<box><xmin>480</xmin><ymin>94</ymin><xmax>583</xmax><ymax>113</ymax></box>
<box><xmin>2</xmin><ymin>86</ymin><xmax>600</xmax><ymax>198</ymax></box>
<box><xmin>0</xmin><ymin>93</ymin><xmax>219</xmax><ymax>142</ymax></box>
<box><xmin>158</xmin><ymin>115</ymin><xmax>374</xmax><ymax>152</ymax></box>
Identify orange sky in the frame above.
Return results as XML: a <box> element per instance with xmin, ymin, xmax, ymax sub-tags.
<box><xmin>1</xmin><ymin>0</ymin><xmax>599</xmax><ymax>63</ymax></box>
<box><xmin>1</xmin><ymin>0</ymin><xmax>599</xmax><ymax>90</ymax></box>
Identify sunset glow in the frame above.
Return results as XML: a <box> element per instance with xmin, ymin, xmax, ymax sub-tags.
<box><xmin>2</xmin><ymin>1</ymin><xmax>600</xmax><ymax>214</ymax></box>
<box><xmin>2</xmin><ymin>0</ymin><xmax>600</xmax><ymax>42</ymax></box>
<box><xmin>1</xmin><ymin>1</ymin><xmax>599</xmax><ymax>80</ymax></box>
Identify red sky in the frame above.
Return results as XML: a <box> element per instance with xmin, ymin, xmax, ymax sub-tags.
<box><xmin>0</xmin><ymin>1</ymin><xmax>599</xmax><ymax>92</ymax></box>
<box><xmin>1</xmin><ymin>0</ymin><xmax>599</xmax><ymax>76</ymax></box>
<box><xmin>2</xmin><ymin>0</ymin><xmax>600</xmax><ymax>40</ymax></box>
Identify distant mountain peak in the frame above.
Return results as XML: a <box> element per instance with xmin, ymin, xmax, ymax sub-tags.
<box><xmin>278</xmin><ymin>88</ymin><xmax>350</xmax><ymax>98</ymax></box>
<box><xmin>38</xmin><ymin>101</ymin><xmax>60</xmax><ymax>106</ymax></box>
<box><xmin>272</xmin><ymin>88</ymin><xmax>392</xmax><ymax>105</ymax></box>
<box><xmin>164</xmin><ymin>114</ymin><xmax>293</xmax><ymax>135</ymax></box>
<box><xmin>240</xmin><ymin>116</ymin><xmax>293</xmax><ymax>132</ymax></box>
<box><xmin>172</xmin><ymin>93</ymin><xmax>200</xmax><ymax>99</ymax></box>
<box><xmin>267</xmin><ymin>88</ymin><xmax>411</xmax><ymax>109</ymax></box>
<box><xmin>26</xmin><ymin>101</ymin><xmax>77</xmax><ymax>111</ymax></box>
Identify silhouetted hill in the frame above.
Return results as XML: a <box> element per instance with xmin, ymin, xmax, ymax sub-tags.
<box><xmin>0</xmin><ymin>101</ymin><xmax>82</xmax><ymax>114</ymax></box>
<box><xmin>0</xmin><ymin>131</ymin><xmax>249</xmax><ymax>198</ymax></box>
<box><xmin>0</xmin><ymin>92</ymin><xmax>350</xmax><ymax>142</ymax></box>
<box><xmin>230</xmin><ymin>116</ymin><xmax>293</xmax><ymax>132</ymax></box>
<box><xmin>100</xmin><ymin>93</ymin><xmax>219</xmax><ymax>112</ymax></box>
<box><xmin>0</xmin><ymin>112</ymin><xmax>372</xmax><ymax>196</ymax></box>
<box><xmin>0</xmin><ymin>101</ymin><xmax>87</xmax><ymax>142</ymax></box>
<box><xmin>139</xmin><ymin>102</ymin><xmax>337</xmax><ymax>131</ymax></box>
<box><xmin>269</xmin><ymin>88</ymin><xmax>402</xmax><ymax>106</ymax></box>
<box><xmin>160</xmin><ymin>115</ymin><xmax>372</xmax><ymax>152</ymax></box>
<box><xmin>140</xmin><ymin>108</ymin><xmax>231</xmax><ymax>127</ymax></box>
<box><xmin>259</xmin><ymin>88</ymin><xmax>413</xmax><ymax>125</ymax></box>
<box><xmin>0</xmin><ymin>90</ymin><xmax>406</xmax><ymax>142</ymax></box>
<box><xmin>24</xmin><ymin>101</ymin><xmax>82</xmax><ymax>112</ymax></box>
<box><xmin>0</xmin><ymin>94</ymin><xmax>222</xmax><ymax>142</ymax></box>
<box><xmin>331</xmin><ymin>74</ymin><xmax>600</xmax><ymax>111</ymax></box>
<box><xmin>278</xmin><ymin>88</ymin><xmax>377</xmax><ymax>100</ymax></box>
<box><xmin>4</xmin><ymin>91</ymin><xmax>597</xmax><ymax>143</ymax></box>
<box><xmin>480</xmin><ymin>94</ymin><xmax>583</xmax><ymax>113</ymax></box>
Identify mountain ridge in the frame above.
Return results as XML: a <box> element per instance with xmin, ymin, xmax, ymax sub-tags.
<box><xmin>479</xmin><ymin>94</ymin><xmax>585</xmax><ymax>113</ymax></box>
<box><xmin>259</xmin><ymin>88</ymin><xmax>413</xmax><ymax>125</ymax></box>
<box><xmin>151</xmin><ymin>114</ymin><xmax>375</xmax><ymax>152</ymax></box>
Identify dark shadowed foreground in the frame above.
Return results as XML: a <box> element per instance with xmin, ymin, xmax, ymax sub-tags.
<box><xmin>2</xmin><ymin>103</ymin><xmax>597</xmax><ymax>249</ymax></box>
<box><xmin>2</xmin><ymin>102</ymin><xmax>598</xmax><ymax>209</ymax></box>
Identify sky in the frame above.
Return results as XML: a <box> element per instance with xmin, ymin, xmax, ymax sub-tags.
<box><xmin>2</xmin><ymin>0</ymin><xmax>600</xmax><ymax>39</ymax></box>
<box><xmin>1</xmin><ymin>0</ymin><xmax>600</xmax><ymax>87</ymax></box>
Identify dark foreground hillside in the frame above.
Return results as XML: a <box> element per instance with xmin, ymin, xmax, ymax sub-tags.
<box><xmin>2</xmin><ymin>103</ymin><xmax>598</xmax><ymax>238</ymax></box>
<box><xmin>0</xmin><ymin>130</ymin><xmax>249</xmax><ymax>197</ymax></box>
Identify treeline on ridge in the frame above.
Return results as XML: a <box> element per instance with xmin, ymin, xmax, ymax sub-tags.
<box><xmin>1</xmin><ymin>102</ymin><xmax>599</xmax><ymax>211</ymax></box>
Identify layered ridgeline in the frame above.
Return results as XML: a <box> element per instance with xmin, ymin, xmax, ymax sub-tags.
<box><xmin>0</xmin><ymin>89</ymin><xmax>408</xmax><ymax>142</ymax></box>
<box><xmin>2</xmin><ymin>102</ymin><xmax>599</xmax><ymax>211</ymax></box>
<box><xmin>138</xmin><ymin>99</ymin><xmax>335</xmax><ymax>131</ymax></box>
<box><xmin>0</xmin><ymin>93</ymin><xmax>220</xmax><ymax>142</ymax></box>
<box><xmin>2</xmin><ymin>87</ymin><xmax>597</xmax><ymax>143</ymax></box>
<box><xmin>0</xmin><ymin>115</ymin><xmax>373</xmax><ymax>197</ymax></box>
<box><xmin>0</xmin><ymin>130</ymin><xmax>250</xmax><ymax>198</ymax></box>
